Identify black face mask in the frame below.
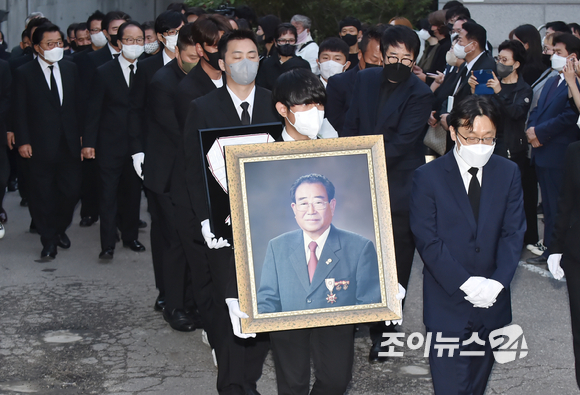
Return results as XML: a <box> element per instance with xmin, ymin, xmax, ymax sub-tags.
<box><xmin>277</xmin><ymin>44</ymin><xmax>295</xmax><ymax>57</ymax></box>
<box><xmin>204</xmin><ymin>49</ymin><xmax>221</xmax><ymax>70</ymax></box>
<box><xmin>365</xmin><ymin>62</ymin><xmax>381</xmax><ymax>69</ymax></box>
<box><xmin>109</xmin><ymin>34</ymin><xmax>118</xmax><ymax>46</ymax></box>
<box><xmin>382</xmin><ymin>62</ymin><xmax>412</xmax><ymax>83</ymax></box>
<box><xmin>256</xmin><ymin>34</ymin><xmax>265</xmax><ymax>45</ymax></box>
<box><xmin>542</xmin><ymin>53</ymin><xmax>552</xmax><ymax>68</ymax></box>
<box><xmin>70</xmin><ymin>41</ymin><xmax>78</xmax><ymax>51</ymax></box>
<box><xmin>23</xmin><ymin>46</ymin><xmax>33</xmax><ymax>55</ymax></box>
<box><xmin>76</xmin><ymin>44</ymin><xmax>92</xmax><ymax>52</ymax></box>
<box><xmin>341</xmin><ymin>34</ymin><xmax>358</xmax><ymax>47</ymax></box>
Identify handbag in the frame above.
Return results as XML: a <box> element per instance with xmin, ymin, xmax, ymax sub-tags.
<box><xmin>423</xmin><ymin>124</ymin><xmax>447</xmax><ymax>156</ymax></box>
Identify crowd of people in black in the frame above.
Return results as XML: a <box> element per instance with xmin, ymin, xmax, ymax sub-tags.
<box><xmin>1</xmin><ymin>1</ymin><xmax>580</xmax><ymax>394</ymax></box>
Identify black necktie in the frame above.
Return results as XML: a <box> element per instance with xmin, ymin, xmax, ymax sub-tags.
<box><xmin>240</xmin><ymin>102</ymin><xmax>250</xmax><ymax>125</ymax></box>
<box><xmin>468</xmin><ymin>167</ymin><xmax>481</xmax><ymax>222</ymax></box>
<box><xmin>113</xmin><ymin>53</ymin><xmax>120</xmax><ymax>59</ymax></box>
<box><xmin>129</xmin><ymin>64</ymin><xmax>135</xmax><ymax>88</ymax></box>
<box><xmin>48</xmin><ymin>65</ymin><xmax>60</xmax><ymax>105</ymax></box>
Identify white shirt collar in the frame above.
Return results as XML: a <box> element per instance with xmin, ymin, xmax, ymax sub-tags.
<box><xmin>303</xmin><ymin>225</ymin><xmax>332</xmax><ymax>262</ymax></box>
<box><xmin>465</xmin><ymin>51</ymin><xmax>484</xmax><ymax>73</ymax></box>
<box><xmin>37</xmin><ymin>55</ymin><xmax>58</xmax><ymax>71</ymax></box>
<box><xmin>162</xmin><ymin>48</ymin><xmax>172</xmax><ymax>65</ymax></box>
<box><xmin>108</xmin><ymin>42</ymin><xmax>121</xmax><ymax>57</ymax></box>
<box><xmin>319</xmin><ymin>76</ymin><xmax>328</xmax><ymax>88</ymax></box>
<box><xmin>118</xmin><ymin>54</ymin><xmax>136</xmax><ymax>71</ymax></box>
<box><xmin>226</xmin><ymin>84</ymin><xmax>256</xmax><ymax>122</ymax></box>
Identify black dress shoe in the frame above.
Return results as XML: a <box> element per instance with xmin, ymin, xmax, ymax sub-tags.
<box><xmin>79</xmin><ymin>217</ymin><xmax>96</xmax><ymax>227</ymax></box>
<box><xmin>41</xmin><ymin>244</ymin><xmax>57</xmax><ymax>259</ymax></box>
<box><xmin>29</xmin><ymin>220</ymin><xmax>37</xmax><ymax>234</ymax></box>
<box><xmin>138</xmin><ymin>219</ymin><xmax>147</xmax><ymax>229</ymax></box>
<box><xmin>154</xmin><ymin>294</ymin><xmax>166</xmax><ymax>312</ymax></box>
<box><xmin>527</xmin><ymin>255</ymin><xmax>547</xmax><ymax>265</ymax></box>
<box><xmin>20</xmin><ymin>198</ymin><xmax>29</xmax><ymax>207</ymax></box>
<box><xmin>123</xmin><ymin>240</ymin><xmax>145</xmax><ymax>252</ymax></box>
<box><xmin>99</xmin><ymin>248</ymin><xmax>114</xmax><ymax>260</ymax></box>
<box><xmin>7</xmin><ymin>180</ymin><xmax>18</xmax><ymax>192</ymax></box>
<box><xmin>368</xmin><ymin>340</ymin><xmax>389</xmax><ymax>364</ymax></box>
<box><xmin>57</xmin><ymin>233</ymin><xmax>71</xmax><ymax>249</ymax></box>
<box><xmin>184</xmin><ymin>307</ymin><xmax>204</xmax><ymax>329</ymax></box>
<box><xmin>0</xmin><ymin>208</ymin><xmax>7</xmax><ymax>224</ymax></box>
<box><xmin>163</xmin><ymin>309</ymin><xmax>196</xmax><ymax>332</ymax></box>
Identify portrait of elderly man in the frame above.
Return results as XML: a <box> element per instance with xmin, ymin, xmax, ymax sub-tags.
<box><xmin>257</xmin><ymin>173</ymin><xmax>382</xmax><ymax>314</ymax></box>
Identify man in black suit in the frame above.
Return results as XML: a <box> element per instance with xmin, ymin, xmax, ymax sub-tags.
<box><xmin>0</xmin><ymin>59</ymin><xmax>11</xmax><ymax>228</ymax></box>
<box><xmin>343</xmin><ymin>25</ymin><xmax>434</xmax><ymax>362</ymax></box>
<box><xmin>82</xmin><ymin>21</ymin><xmax>146</xmax><ymax>260</ymax></box>
<box><xmin>14</xmin><ymin>23</ymin><xmax>82</xmax><ymax>259</ymax></box>
<box><xmin>182</xmin><ymin>29</ymin><xmax>279</xmax><ymax>395</ymax></box>
<box><xmin>326</xmin><ymin>26</ymin><xmax>382</xmax><ymax>134</ymax></box>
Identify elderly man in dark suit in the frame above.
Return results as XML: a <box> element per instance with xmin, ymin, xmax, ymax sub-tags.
<box><xmin>343</xmin><ymin>24</ymin><xmax>433</xmax><ymax>362</ymax></box>
<box><xmin>14</xmin><ymin>23</ymin><xmax>82</xmax><ymax>259</ymax></box>
<box><xmin>410</xmin><ymin>96</ymin><xmax>525</xmax><ymax>395</ymax></box>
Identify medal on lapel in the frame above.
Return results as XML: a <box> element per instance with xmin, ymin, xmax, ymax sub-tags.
<box><xmin>325</xmin><ymin>278</ymin><xmax>337</xmax><ymax>304</ymax></box>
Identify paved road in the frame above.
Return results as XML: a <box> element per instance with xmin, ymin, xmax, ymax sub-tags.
<box><xmin>0</xmin><ymin>190</ymin><xmax>577</xmax><ymax>394</ymax></box>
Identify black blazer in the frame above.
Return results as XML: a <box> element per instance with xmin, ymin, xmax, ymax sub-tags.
<box><xmin>0</xmin><ymin>59</ymin><xmax>11</xmax><ymax>144</ymax></box>
<box><xmin>87</xmin><ymin>45</ymin><xmax>115</xmax><ymax>69</ymax></box>
<box><xmin>255</xmin><ymin>55</ymin><xmax>311</xmax><ymax>91</ymax></box>
<box><xmin>14</xmin><ymin>59</ymin><xmax>81</xmax><ymax>162</ymax></box>
<box><xmin>143</xmin><ymin>58</ymin><xmax>186</xmax><ymax>194</ymax></box>
<box><xmin>551</xmin><ymin>141</ymin><xmax>580</xmax><ymax>263</ymax></box>
<box><xmin>182</xmin><ymin>85</ymin><xmax>280</xmax><ymax>219</ymax></box>
<box><xmin>83</xmin><ymin>59</ymin><xmax>136</xmax><ymax>160</ymax></box>
<box><xmin>175</xmin><ymin>63</ymin><xmax>223</xmax><ymax>129</ymax></box>
<box><xmin>325</xmin><ymin>64</ymin><xmax>359</xmax><ymax>135</ymax></box>
<box><xmin>7</xmin><ymin>52</ymin><xmax>33</xmax><ymax>132</ymax></box>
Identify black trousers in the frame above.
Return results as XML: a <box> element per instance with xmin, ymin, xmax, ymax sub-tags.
<box><xmin>97</xmin><ymin>155</ymin><xmax>141</xmax><ymax>250</ymax></box>
<box><xmin>270</xmin><ymin>325</ymin><xmax>355</xmax><ymax>395</ymax></box>
<box><xmin>0</xmin><ymin>145</ymin><xmax>8</xmax><ymax>209</ymax></box>
<box><xmin>80</xmin><ymin>157</ymin><xmax>99</xmax><ymax>219</ymax></box>
<box><xmin>173</xmin><ymin>202</ymin><xmax>269</xmax><ymax>394</ymax></box>
<box><xmin>536</xmin><ymin>166</ymin><xmax>564</xmax><ymax>254</ymax></box>
<box><xmin>28</xmin><ymin>154</ymin><xmax>81</xmax><ymax>247</ymax></box>
<box><xmin>562</xmin><ymin>257</ymin><xmax>580</xmax><ymax>389</ymax></box>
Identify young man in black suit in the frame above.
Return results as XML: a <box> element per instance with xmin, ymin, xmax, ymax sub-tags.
<box><xmin>14</xmin><ymin>23</ymin><xmax>82</xmax><ymax>259</ymax></box>
<box><xmin>182</xmin><ymin>29</ymin><xmax>279</xmax><ymax>395</ymax></box>
<box><xmin>82</xmin><ymin>21</ymin><xmax>146</xmax><ymax>260</ymax></box>
<box><xmin>343</xmin><ymin>25</ymin><xmax>434</xmax><ymax>362</ymax></box>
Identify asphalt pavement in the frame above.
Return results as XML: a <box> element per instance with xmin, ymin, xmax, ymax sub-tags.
<box><xmin>0</xmin><ymin>189</ymin><xmax>577</xmax><ymax>394</ymax></box>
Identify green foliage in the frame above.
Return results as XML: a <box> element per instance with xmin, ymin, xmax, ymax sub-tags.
<box><xmin>185</xmin><ymin>0</ymin><xmax>436</xmax><ymax>42</ymax></box>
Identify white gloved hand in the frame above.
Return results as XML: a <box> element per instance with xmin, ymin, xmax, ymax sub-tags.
<box><xmin>548</xmin><ymin>253</ymin><xmax>565</xmax><ymax>280</ymax></box>
<box><xmin>201</xmin><ymin>219</ymin><xmax>230</xmax><ymax>249</ymax></box>
<box><xmin>131</xmin><ymin>152</ymin><xmax>145</xmax><ymax>180</ymax></box>
<box><xmin>460</xmin><ymin>276</ymin><xmax>487</xmax><ymax>296</ymax></box>
<box><xmin>464</xmin><ymin>279</ymin><xmax>504</xmax><ymax>308</ymax></box>
<box><xmin>225</xmin><ymin>298</ymin><xmax>256</xmax><ymax>339</ymax></box>
<box><xmin>385</xmin><ymin>283</ymin><xmax>406</xmax><ymax>326</ymax></box>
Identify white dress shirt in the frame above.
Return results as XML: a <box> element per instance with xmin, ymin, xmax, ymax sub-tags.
<box><xmin>118</xmin><ymin>55</ymin><xmax>137</xmax><ymax>87</ymax></box>
<box><xmin>38</xmin><ymin>56</ymin><xmax>63</xmax><ymax>105</ymax></box>
<box><xmin>108</xmin><ymin>43</ymin><xmax>121</xmax><ymax>58</ymax></box>
<box><xmin>453</xmin><ymin>143</ymin><xmax>483</xmax><ymax>193</ymax></box>
<box><xmin>302</xmin><ymin>225</ymin><xmax>331</xmax><ymax>263</ymax></box>
<box><xmin>226</xmin><ymin>84</ymin><xmax>256</xmax><ymax>123</ymax></box>
<box><xmin>162</xmin><ymin>48</ymin><xmax>172</xmax><ymax>65</ymax></box>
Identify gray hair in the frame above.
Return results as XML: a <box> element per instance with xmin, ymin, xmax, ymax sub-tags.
<box><xmin>25</xmin><ymin>12</ymin><xmax>44</xmax><ymax>27</ymax></box>
<box><xmin>291</xmin><ymin>14</ymin><xmax>311</xmax><ymax>30</ymax></box>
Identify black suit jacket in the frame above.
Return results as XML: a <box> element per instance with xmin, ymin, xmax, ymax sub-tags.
<box><xmin>0</xmin><ymin>59</ymin><xmax>11</xmax><ymax>144</ymax></box>
<box><xmin>325</xmin><ymin>64</ymin><xmax>359</xmax><ymax>134</ymax></box>
<box><xmin>14</xmin><ymin>59</ymin><xmax>81</xmax><ymax>161</ymax></box>
<box><xmin>7</xmin><ymin>52</ymin><xmax>33</xmax><ymax>132</ymax></box>
<box><xmin>182</xmin><ymin>85</ymin><xmax>280</xmax><ymax>220</ymax></box>
<box><xmin>83</xmin><ymin>58</ymin><xmax>136</xmax><ymax>160</ymax></box>
<box><xmin>255</xmin><ymin>55</ymin><xmax>311</xmax><ymax>91</ymax></box>
<box><xmin>143</xmin><ymin>58</ymin><xmax>186</xmax><ymax>194</ymax></box>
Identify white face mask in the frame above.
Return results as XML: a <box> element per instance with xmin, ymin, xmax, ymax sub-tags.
<box><xmin>453</xmin><ymin>41</ymin><xmax>474</xmax><ymax>59</ymax></box>
<box><xmin>450</xmin><ymin>32</ymin><xmax>459</xmax><ymax>41</ymax></box>
<box><xmin>227</xmin><ymin>58</ymin><xmax>259</xmax><ymax>85</ymax></box>
<box><xmin>456</xmin><ymin>139</ymin><xmax>495</xmax><ymax>168</ymax></box>
<box><xmin>551</xmin><ymin>54</ymin><xmax>567</xmax><ymax>71</ymax></box>
<box><xmin>164</xmin><ymin>34</ymin><xmax>178</xmax><ymax>53</ymax></box>
<box><xmin>446</xmin><ymin>50</ymin><xmax>458</xmax><ymax>67</ymax></box>
<box><xmin>90</xmin><ymin>31</ymin><xmax>108</xmax><ymax>47</ymax></box>
<box><xmin>319</xmin><ymin>60</ymin><xmax>346</xmax><ymax>80</ymax></box>
<box><xmin>417</xmin><ymin>29</ymin><xmax>431</xmax><ymax>41</ymax></box>
<box><xmin>122</xmin><ymin>44</ymin><xmax>144</xmax><ymax>60</ymax></box>
<box><xmin>287</xmin><ymin>107</ymin><xmax>324</xmax><ymax>139</ymax></box>
<box><xmin>42</xmin><ymin>46</ymin><xmax>64</xmax><ymax>63</ymax></box>
<box><xmin>144</xmin><ymin>41</ymin><xmax>159</xmax><ymax>54</ymax></box>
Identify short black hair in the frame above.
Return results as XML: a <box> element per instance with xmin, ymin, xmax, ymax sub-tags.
<box><xmin>339</xmin><ymin>16</ymin><xmax>361</xmax><ymax>32</ymax></box>
<box><xmin>32</xmin><ymin>23</ymin><xmax>60</xmax><ymax>46</ymax></box>
<box><xmin>546</xmin><ymin>21</ymin><xmax>572</xmax><ymax>34</ymax></box>
<box><xmin>218</xmin><ymin>29</ymin><xmax>258</xmax><ymax>60</ymax></box>
<box><xmin>155</xmin><ymin>10</ymin><xmax>184</xmax><ymax>34</ymax></box>
<box><xmin>448</xmin><ymin>95</ymin><xmax>501</xmax><ymax>134</ymax></box>
<box><xmin>177</xmin><ymin>22</ymin><xmax>195</xmax><ymax>52</ymax></box>
<box><xmin>380</xmin><ymin>25</ymin><xmax>420</xmax><ymax>60</ymax></box>
<box><xmin>236</xmin><ymin>18</ymin><xmax>251</xmax><ymax>31</ymax></box>
<box><xmin>67</xmin><ymin>23</ymin><xmax>79</xmax><ymax>38</ymax></box>
<box><xmin>275</xmin><ymin>23</ymin><xmax>297</xmax><ymax>41</ymax></box>
<box><xmin>462</xmin><ymin>21</ymin><xmax>487</xmax><ymax>52</ymax></box>
<box><xmin>359</xmin><ymin>26</ymin><xmax>382</xmax><ymax>55</ymax></box>
<box><xmin>258</xmin><ymin>15</ymin><xmax>281</xmax><ymax>44</ymax></box>
<box><xmin>115</xmin><ymin>21</ymin><xmax>144</xmax><ymax>47</ymax></box>
<box><xmin>445</xmin><ymin>6</ymin><xmax>471</xmax><ymax>22</ymax></box>
<box><xmin>290</xmin><ymin>174</ymin><xmax>335</xmax><ymax>203</ymax></box>
<box><xmin>318</xmin><ymin>37</ymin><xmax>349</xmax><ymax>58</ymax></box>
<box><xmin>74</xmin><ymin>23</ymin><xmax>89</xmax><ymax>37</ymax></box>
<box><xmin>102</xmin><ymin>11</ymin><xmax>130</xmax><ymax>32</ymax></box>
<box><xmin>25</xmin><ymin>17</ymin><xmax>50</xmax><ymax>40</ymax></box>
<box><xmin>192</xmin><ymin>14</ymin><xmax>232</xmax><ymax>47</ymax></box>
<box><xmin>273</xmin><ymin>68</ymin><xmax>327</xmax><ymax>109</ymax></box>
<box><xmin>87</xmin><ymin>10</ymin><xmax>105</xmax><ymax>27</ymax></box>
<box><xmin>142</xmin><ymin>21</ymin><xmax>155</xmax><ymax>32</ymax></box>
<box><xmin>498</xmin><ymin>40</ymin><xmax>527</xmax><ymax>75</ymax></box>
<box><xmin>552</xmin><ymin>32</ymin><xmax>580</xmax><ymax>58</ymax></box>
<box><xmin>569</xmin><ymin>23</ymin><xmax>580</xmax><ymax>35</ymax></box>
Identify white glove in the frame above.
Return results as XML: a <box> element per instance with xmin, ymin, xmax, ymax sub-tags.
<box><xmin>131</xmin><ymin>152</ymin><xmax>145</xmax><ymax>180</ymax></box>
<box><xmin>459</xmin><ymin>276</ymin><xmax>487</xmax><ymax>296</ymax></box>
<box><xmin>225</xmin><ymin>298</ymin><xmax>256</xmax><ymax>339</ymax></box>
<box><xmin>201</xmin><ymin>219</ymin><xmax>230</xmax><ymax>249</ymax></box>
<box><xmin>548</xmin><ymin>253</ymin><xmax>565</xmax><ymax>280</ymax></box>
<box><xmin>464</xmin><ymin>278</ymin><xmax>504</xmax><ymax>308</ymax></box>
<box><xmin>385</xmin><ymin>283</ymin><xmax>406</xmax><ymax>326</ymax></box>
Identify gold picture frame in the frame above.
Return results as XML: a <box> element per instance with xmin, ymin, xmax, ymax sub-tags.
<box><xmin>226</xmin><ymin>135</ymin><xmax>401</xmax><ymax>333</ymax></box>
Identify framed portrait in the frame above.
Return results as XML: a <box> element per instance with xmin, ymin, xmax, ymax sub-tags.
<box><xmin>226</xmin><ymin>135</ymin><xmax>401</xmax><ymax>333</ymax></box>
<box><xmin>199</xmin><ymin>122</ymin><xmax>283</xmax><ymax>239</ymax></box>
